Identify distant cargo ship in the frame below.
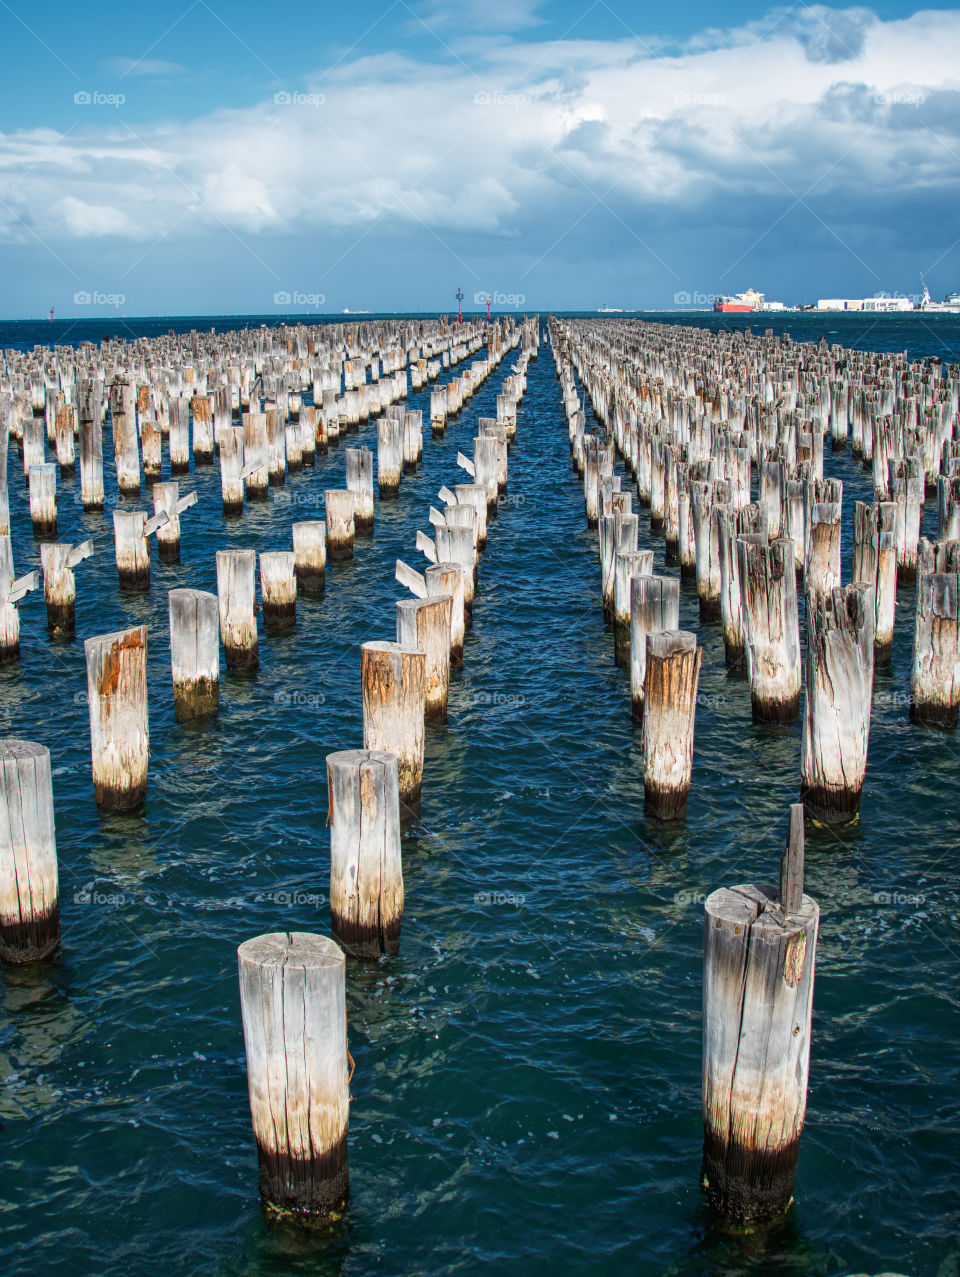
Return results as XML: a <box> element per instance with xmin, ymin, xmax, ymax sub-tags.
<box><xmin>712</xmin><ymin>288</ymin><xmax>788</xmax><ymax>313</ymax></box>
<box><xmin>714</xmin><ymin>290</ymin><xmax>760</xmax><ymax>313</ymax></box>
<box><xmin>598</xmin><ymin>305</ymin><xmax>624</xmax><ymax>313</ymax></box>
<box><xmin>919</xmin><ymin>283</ymin><xmax>960</xmax><ymax>314</ymax></box>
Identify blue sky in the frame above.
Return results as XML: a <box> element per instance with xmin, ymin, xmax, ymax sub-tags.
<box><xmin>1</xmin><ymin>0</ymin><xmax>958</xmax><ymax>317</ymax></box>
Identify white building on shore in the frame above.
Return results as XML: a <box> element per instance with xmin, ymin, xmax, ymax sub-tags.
<box><xmin>816</xmin><ymin>296</ymin><xmax>915</xmax><ymax>312</ymax></box>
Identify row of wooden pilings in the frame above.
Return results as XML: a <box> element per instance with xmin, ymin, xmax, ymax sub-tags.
<box><xmin>0</xmin><ymin>314</ymin><xmax>540</xmax><ymax>1227</ymax></box>
<box><xmin>0</xmin><ymin>316</ymin><xmax>525</xmax><ymax>658</ymax></box>
<box><xmin>546</xmin><ymin>312</ymin><xmax>956</xmax><ymax>1230</ymax></box>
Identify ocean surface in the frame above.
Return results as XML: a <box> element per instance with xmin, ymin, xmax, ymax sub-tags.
<box><xmin>0</xmin><ymin>312</ymin><xmax>958</xmax><ymax>1277</ymax></box>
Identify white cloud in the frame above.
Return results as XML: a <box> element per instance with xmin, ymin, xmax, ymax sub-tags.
<box><xmin>57</xmin><ymin>196</ymin><xmax>136</xmax><ymax>237</ymax></box>
<box><xmin>1</xmin><ymin>5</ymin><xmax>959</xmax><ymax>272</ymax></box>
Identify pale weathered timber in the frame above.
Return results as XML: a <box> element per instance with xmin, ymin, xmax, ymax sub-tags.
<box><xmin>630</xmin><ymin>574</ymin><xmax>680</xmax><ymax>722</ymax></box>
<box><xmin>325</xmin><ymin>490</ymin><xmax>356</xmax><ymax>560</ymax></box>
<box><xmin>40</xmin><ymin>540</ymin><xmax>92</xmax><ymax>637</ymax></box>
<box><xmin>801</xmin><ymin>584</ymin><xmax>875</xmax><ymax>824</ymax></box>
<box><xmin>168</xmin><ymin>588</ymin><xmax>220</xmax><ymax>721</ymax></box>
<box><xmin>910</xmin><ymin>571</ymin><xmax>960</xmax><ymax>727</ymax></box>
<box><xmin>238</xmin><ymin>932</ymin><xmax>350</xmax><ymax>1221</ymax></box>
<box><xmin>396</xmin><ymin>595</ymin><xmax>452</xmax><ymax>722</ymax></box>
<box><xmin>361</xmin><ymin>641</ymin><xmax>426</xmax><ymax>806</ymax></box>
<box><xmin>0</xmin><ymin>740</ymin><xmax>60</xmax><ymax>964</ymax></box>
<box><xmin>613</xmin><ymin>549</ymin><xmax>653</xmax><ymax>668</ymax></box>
<box><xmin>216</xmin><ymin>548</ymin><xmax>259</xmax><ymax>672</ymax></box>
<box><xmin>701</xmin><ymin>858</ymin><xmax>818</xmax><ymax>1227</ymax></box>
<box><xmin>84</xmin><ymin>625</ymin><xmax>149</xmax><ymax>810</ymax></box>
<box><xmin>292</xmin><ymin>522</ymin><xmax>326</xmax><ymax>594</ymax></box>
<box><xmin>326</xmin><ymin>749</ymin><xmax>404</xmax><ymax>957</ymax></box>
<box><xmin>642</xmin><ymin>629</ymin><xmax>701</xmax><ymax>819</ymax></box>
<box><xmin>260</xmin><ymin>551</ymin><xmax>297</xmax><ymax>633</ymax></box>
<box><xmin>739</xmin><ymin>538</ymin><xmax>802</xmax><ymax>722</ymax></box>
<box><xmin>345</xmin><ymin>447</ymin><xmax>375</xmax><ymax>532</ymax></box>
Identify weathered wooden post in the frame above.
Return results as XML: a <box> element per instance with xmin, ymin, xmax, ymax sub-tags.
<box><xmin>238</xmin><ymin>932</ymin><xmax>349</xmax><ymax>1221</ymax></box>
<box><xmin>739</xmin><ymin>539</ymin><xmax>802</xmax><ymax>722</ymax></box>
<box><xmin>260</xmin><ymin>551</ymin><xmax>297</xmax><ymax>633</ymax></box>
<box><xmin>910</xmin><ymin>571</ymin><xmax>960</xmax><ymax>727</ymax></box>
<box><xmin>630</xmin><ymin>575</ymin><xmax>680</xmax><ymax>722</ymax></box>
<box><xmin>152</xmin><ymin>482</ymin><xmax>197</xmax><ymax>564</ymax></box>
<box><xmin>168</xmin><ymin>588</ymin><xmax>219</xmax><ymax>721</ymax></box>
<box><xmin>701</xmin><ymin>805</ymin><xmax>818</xmax><ymax>1227</ymax></box>
<box><xmin>191</xmin><ymin>395</ymin><xmax>215</xmax><ymax>464</ymax></box>
<box><xmin>39</xmin><ymin>540</ymin><xmax>92</xmax><ymax>637</ymax></box>
<box><xmin>377</xmin><ymin>419</ymin><xmax>402</xmax><ymax>497</ymax></box>
<box><xmin>216</xmin><ymin>548</ymin><xmax>259</xmax><ymax>672</ymax></box>
<box><xmin>402</xmin><ymin>411</ymin><xmax>420</xmax><ymax>473</ymax></box>
<box><xmin>169</xmin><ymin>398</ymin><xmax>191</xmax><ymax>474</ymax></box>
<box><xmin>266</xmin><ymin>408</ymin><xmax>286</xmax><ymax>486</ymax></box>
<box><xmin>0</xmin><ymin>739</ymin><xmax>60</xmax><ymax>964</ymax></box>
<box><xmin>396</xmin><ymin>595</ymin><xmax>452</xmax><ymax>722</ymax></box>
<box><xmin>345</xmin><ymin>447</ymin><xmax>375</xmax><ymax>532</ymax></box>
<box><xmin>219</xmin><ymin>426</ymin><xmax>246</xmax><ymax>515</ymax></box>
<box><xmin>84</xmin><ymin>625</ymin><xmax>149</xmax><ymax>810</ymax></box>
<box><xmin>427</xmin><ymin>562</ymin><xmax>465</xmax><ymax>670</ymax></box>
<box><xmin>110</xmin><ymin>379</ymin><xmax>141</xmax><ymax>495</ymax></box>
<box><xmin>613</xmin><ymin>549</ymin><xmax>653</xmax><ymax>667</ymax></box>
<box><xmin>292</xmin><ymin>522</ymin><xmax>326</xmax><ymax>594</ymax></box>
<box><xmin>0</xmin><ymin>538</ymin><xmax>38</xmax><ymax>664</ymax></box>
<box><xmin>642</xmin><ymin>629</ymin><xmax>701</xmax><ymax>819</ymax></box>
<box><xmin>852</xmin><ymin>501</ymin><xmax>897</xmax><ymax>663</ymax></box>
<box><xmin>325</xmin><ymin>490</ymin><xmax>356</xmax><ymax>560</ymax></box>
<box><xmin>28</xmin><ymin>463</ymin><xmax>57</xmax><ymax>537</ymax></box>
<box><xmin>326</xmin><ymin>749</ymin><xmax>404</xmax><ymax>957</ymax></box>
<box><xmin>112</xmin><ymin>510</ymin><xmax>166</xmax><ymax>590</ymax></box>
<box><xmin>801</xmin><ymin>584</ymin><xmax>875</xmax><ymax>824</ymax></box>
<box><xmin>141</xmin><ymin>417</ymin><xmax>162</xmax><ymax>480</ymax></box>
<box><xmin>284</xmin><ymin>423</ymin><xmax>302</xmax><ymax>474</ymax></box>
<box><xmin>243</xmin><ymin>412</ymin><xmax>270</xmax><ymax>500</ymax></box>
<box><xmin>54</xmin><ymin>403</ymin><xmax>75</xmax><ymax>474</ymax></box>
<box><xmin>80</xmin><ymin>416</ymin><xmax>105</xmax><ymax>510</ymax></box>
<box><xmin>361</xmin><ymin>641</ymin><xmax>425</xmax><ymax>807</ymax></box>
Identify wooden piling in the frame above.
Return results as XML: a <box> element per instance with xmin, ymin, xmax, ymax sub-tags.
<box><xmin>739</xmin><ymin>539</ymin><xmax>802</xmax><ymax>722</ymax></box>
<box><xmin>701</xmin><ymin>807</ymin><xmax>818</xmax><ymax>1227</ymax></box>
<box><xmin>39</xmin><ymin>540</ymin><xmax>92</xmax><ymax>637</ymax></box>
<box><xmin>216</xmin><ymin>548</ymin><xmax>259</xmax><ymax>672</ymax></box>
<box><xmin>79</xmin><ymin>416</ymin><xmax>105</xmax><ymax>510</ymax></box>
<box><xmin>325</xmin><ymin>490</ymin><xmax>356</xmax><ymax>560</ymax></box>
<box><xmin>345</xmin><ymin>448</ymin><xmax>375</xmax><ymax>531</ymax></box>
<box><xmin>910</xmin><ymin>571</ymin><xmax>960</xmax><ymax>727</ymax></box>
<box><xmin>326</xmin><ymin>749</ymin><xmax>404</xmax><ymax>957</ymax></box>
<box><xmin>260</xmin><ymin>551</ymin><xmax>297</xmax><ymax>633</ymax></box>
<box><xmin>84</xmin><ymin>625</ymin><xmax>149</xmax><ymax>810</ymax></box>
<box><xmin>642</xmin><ymin>629</ymin><xmax>701</xmax><ymax>819</ymax></box>
<box><xmin>0</xmin><ymin>740</ymin><xmax>60</xmax><ymax>964</ymax></box>
<box><xmin>238</xmin><ymin>932</ymin><xmax>349</xmax><ymax>1222</ymax></box>
<box><xmin>292</xmin><ymin>522</ymin><xmax>326</xmax><ymax>594</ymax></box>
<box><xmin>630</xmin><ymin>575</ymin><xmax>680</xmax><ymax>722</ymax></box>
<box><xmin>219</xmin><ymin>425</ymin><xmax>246</xmax><ymax>515</ymax></box>
<box><xmin>28</xmin><ymin>463</ymin><xmax>57</xmax><ymax>537</ymax></box>
<box><xmin>377</xmin><ymin>419</ymin><xmax>402</xmax><ymax>497</ymax></box>
<box><xmin>361</xmin><ymin>642</ymin><xmax>426</xmax><ymax>807</ymax></box>
<box><xmin>168</xmin><ymin>588</ymin><xmax>219</xmax><ymax>721</ymax></box>
<box><xmin>396</xmin><ymin>595</ymin><xmax>452</xmax><ymax>722</ymax></box>
<box><xmin>801</xmin><ymin>584</ymin><xmax>875</xmax><ymax>824</ymax></box>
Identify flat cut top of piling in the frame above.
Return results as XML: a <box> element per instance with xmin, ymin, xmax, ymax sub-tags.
<box><xmin>238</xmin><ymin>931</ymin><xmax>343</xmax><ymax>971</ymax></box>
